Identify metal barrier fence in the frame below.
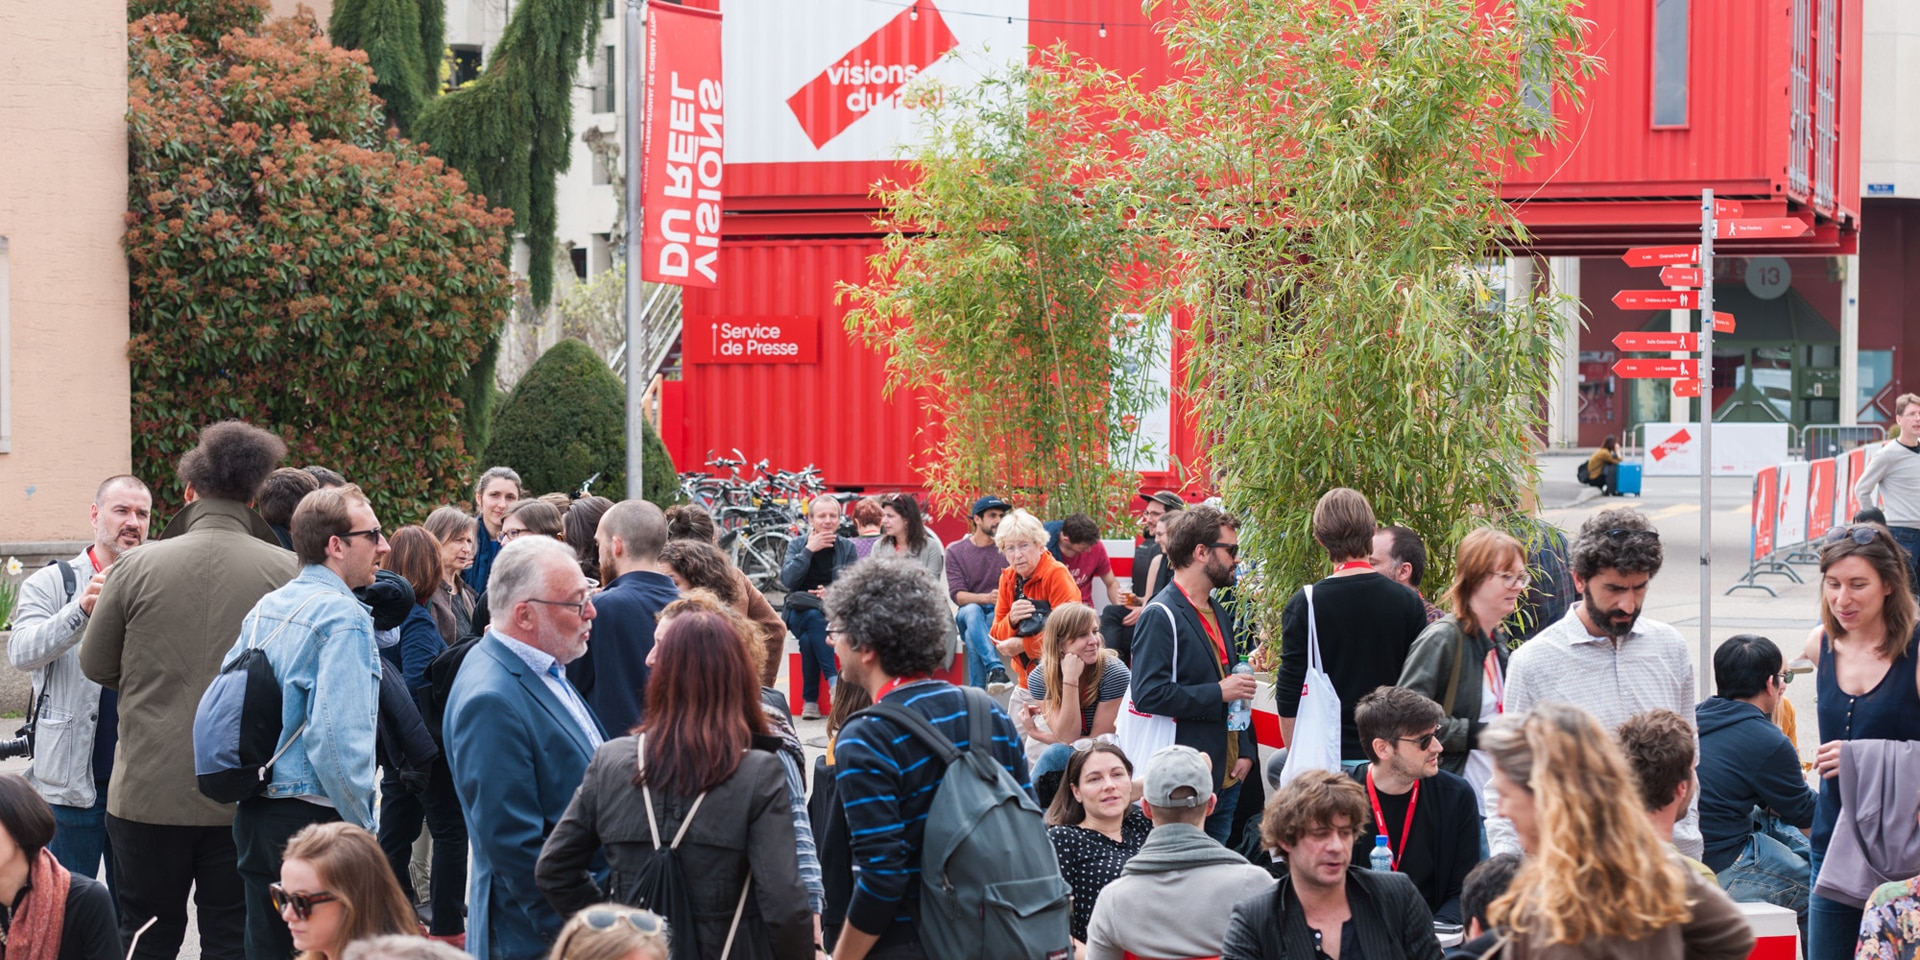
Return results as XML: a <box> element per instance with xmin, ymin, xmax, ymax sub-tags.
<box><xmin>1799</xmin><ymin>424</ymin><xmax>1889</xmax><ymax>460</ymax></box>
<box><xmin>1728</xmin><ymin>444</ymin><xmax>1879</xmax><ymax>595</ymax></box>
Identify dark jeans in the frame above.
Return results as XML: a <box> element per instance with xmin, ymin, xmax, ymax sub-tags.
<box><xmin>784</xmin><ymin>606</ymin><xmax>836</xmax><ymax>703</ymax></box>
<box><xmin>49</xmin><ymin>790</ymin><xmax>113</xmax><ymax>891</ymax></box>
<box><xmin>107</xmin><ymin>814</ymin><xmax>247</xmax><ymax>960</ymax></box>
<box><xmin>235</xmin><ymin>797</ymin><xmax>342</xmax><ymax>960</ymax></box>
<box><xmin>378</xmin><ymin>760</ymin><xmax>469</xmax><ymax>935</ymax></box>
<box><xmin>1098</xmin><ymin>604</ymin><xmax>1135</xmax><ymax>666</ymax></box>
<box><xmin>1888</xmin><ymin>525</ymin><xmax>1920</xmax><ymax>591</ymax></box>
<box><xmin>1204</xmin><ymin>781</ymin><xmax>1242</xmax><ymax>844</ymax></box>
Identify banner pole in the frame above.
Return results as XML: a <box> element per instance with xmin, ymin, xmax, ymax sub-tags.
<box><xmin>624</xmin><ymin>0</ymin><xmax>647</xmax><ymax>502</ymax></box>
<box><xmin>1698</xmin><ymin>189</ymin><xmax>1715</xmax><ymax>689</ymax></box>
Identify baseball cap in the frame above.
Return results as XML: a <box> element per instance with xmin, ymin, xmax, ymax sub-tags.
<box><xmin>1142</xmin><ymin>745</ymin><xmax>1214</xmax><ymax>808</ymax></box>
<box><xmin>971</xmin><ymin>495</ymin><xmax>1013</xmax><ymax>516</ymax></box>
<box><xmin>1139</xmin><ymin>491</ymin><xmax>1186</xmax><ymax>511</ymax></box>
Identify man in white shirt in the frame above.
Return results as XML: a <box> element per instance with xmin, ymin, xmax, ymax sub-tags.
<box><xmin>1852</xmin><ymin>392</ymin><xmax>1920</xmax><ymax>587</ymax></box>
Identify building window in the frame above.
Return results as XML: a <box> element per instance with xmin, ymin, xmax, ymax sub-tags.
<box><xmin>0</xmin><ymin>236</ymin><xmax>10</xmax><ymax>453</ymax></box>
<box><xmin>570</xmin><ymin>247</ymin><xmax>588</xmax><ymax>280</ymax></box>
<box><xmin>448</xmin><ymin>45</ymin><xmax>483</xmax><ymax>90</ymax></box>
<box><xmin>1652</xmin><ymin>0</ymin><xmax>1689</xmax><ymax>127</ymax></box>
<box><xmin>597</xmin><ymin>45</ymin><xmax>617</xmax><ymax>114</ymax></box>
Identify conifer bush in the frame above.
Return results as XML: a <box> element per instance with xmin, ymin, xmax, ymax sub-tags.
<box><xmin>482</xmin><ymin>339</ymin><xmax>677</xmax><ymax>505</ymax></box>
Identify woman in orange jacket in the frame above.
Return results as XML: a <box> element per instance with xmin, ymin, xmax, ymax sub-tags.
<box><xmin>990</xmin><ymin>509</ymin><xmax>1084</xmax><ymax>677</ymax></box>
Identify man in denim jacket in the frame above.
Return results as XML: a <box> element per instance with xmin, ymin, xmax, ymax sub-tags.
<box><xmin>226</xmin><ymin>482</ymin><xmax>389</xmax><ymax>960</ymax></box>
<box><xmin>7</xmin><ymin>475</ymin><xmax>152</xmax><ymax>889</ymax></box>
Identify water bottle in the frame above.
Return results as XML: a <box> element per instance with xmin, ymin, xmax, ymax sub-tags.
<box><xmin>1227</xmin><ymin>662</ymin><xmax>1253</xmax><ymax>731</ymax></box>
<box><xmin>1370</xmin><ymin>835</ymin><xmax>1394</xmax><ymax>872</ymax></box>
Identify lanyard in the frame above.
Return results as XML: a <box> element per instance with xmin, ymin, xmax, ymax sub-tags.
<box><xmin>876</xmin><ymin>675</ymin><xmax>931</xmax><ymax>701</ymax></box>
<box><xmin>1484</xmin><ymin>649</ymin><xmax>1505</xmax><ymax>714</ymax></box>
<box><xmin>1366</xmin><ymin>768</ymin><xmax>1421</xmax><ymax>871</ymax></box>
<box><xmin>1334</xmin><ymin>560</ymin><xmax>1374</xmax><ymax>574</ymax></box>
<box><xmin>1174</xmin><ymin>582</ymin><xmax>1228</xmax><ymax>664</ymax></box>
<box><xmin>87</xmin><ymin>546</ymin><xmax>105</xmax><ymax>575</ymax></box>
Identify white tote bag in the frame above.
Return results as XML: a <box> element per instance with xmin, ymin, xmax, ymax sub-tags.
<box><xmin>1114</xmin><ymin>603</ymin><xmax>1181</xmax><ymax>764</ymax></box>
<box><xmin>1277</xmin><ymin>584</ymin><xmax>1343</xmax><ymax>788</ymax></box>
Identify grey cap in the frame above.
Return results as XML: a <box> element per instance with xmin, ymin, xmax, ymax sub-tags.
<box><xmin>1142</xmin><ymin>745</ymin><xmax>1214</xmax><ymax>808</ymax></box>
<box><xmin>1140</xmin><ymin>491</ymin><xmax>1187</xmax><ymax>511</ymax></box>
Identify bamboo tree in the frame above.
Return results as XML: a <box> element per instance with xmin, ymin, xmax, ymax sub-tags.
<box><xmin>1118</xmin><ymin>0</ymin><xmax>1599</xmax><ymax>637</ymax></box>
<box><xmin>841</xmin><ymin>50</ymin><xmax>1167</xmax><ymax>527</ymax></box>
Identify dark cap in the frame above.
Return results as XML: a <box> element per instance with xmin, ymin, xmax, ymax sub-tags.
<box><xmin>971</xmin><ymin>495</ymin><xmax>1013</xmax><ymax>516</ymax></box>
<box><xmin>1139</xmin><ymin>491</ymin><xmax>1187</xmax><ymax>511</ymax></box>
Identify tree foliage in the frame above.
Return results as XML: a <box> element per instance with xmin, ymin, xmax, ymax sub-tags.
<box><xmin>128</xmin><ymin>0</ymin><xmax>264</xmax><ymax>45</ymax></box>
<box><xmin>1118</xmin><ymin>0</ymin><xmax>1599</xmax><ymax>636</ymax></box>
<box><xmin>841</xmin><ymin>50</ymin><xmax>1167</xmax><ymax>527</ymax></box>
<box><xmin>328</xmin><ymin>0</ymin><xmax>445</xmax><ymax>133</ymax></box>
<box><xmin>483</xmin><ymin>339</ymin><xmax>677</xmax><ymax>505</ymax></box>
<box><xmin>125</xmin><ymin>12</ymin><xmax>514</xmax><ymax>525</ymax></box>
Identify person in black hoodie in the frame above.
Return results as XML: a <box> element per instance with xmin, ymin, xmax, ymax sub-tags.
<box><xmin>1695</xmin><ymin>634</ymin><xmax>1817</xmax><ymax>935</ymax></box>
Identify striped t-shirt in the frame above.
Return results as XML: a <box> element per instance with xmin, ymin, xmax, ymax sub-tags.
<box><xmin>1026</xmin><ymin>659</ymin><xmax>1132</xmax><ymax>738</ymax></box>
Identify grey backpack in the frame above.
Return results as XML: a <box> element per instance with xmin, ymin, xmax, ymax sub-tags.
<box><xmin>859</xmin><ymin>686</ymin><xmax>1072</xmax><ymax>960</ymax></box>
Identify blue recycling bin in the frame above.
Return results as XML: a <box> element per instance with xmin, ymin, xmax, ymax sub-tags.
<box><xmin>1615</xmin><ymin>461</ymin><xmax>1643</xmax><ymax>496</ymax></box>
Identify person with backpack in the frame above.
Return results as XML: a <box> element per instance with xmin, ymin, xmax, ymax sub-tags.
<box><xmin>6</xmin><ymin>474</ymin><xmax>151</xmax><ymax>892</ymax></box>
<box><xmin>824</xmin><ymin>558</ymin><xmax>1071</xmax><ymax>960</ymax></box>
<box><xmin>223</xmin><ymin>483</ymin><xmax>391</xmax><ymax>960</ymax></box>
<box><xmin>535</xmin><ymin>609</ymin><xmax>812</xmax><ymax>960</ymax></box>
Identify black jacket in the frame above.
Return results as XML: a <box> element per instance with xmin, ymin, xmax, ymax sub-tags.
<box><xmin>1346</xmin><ymin>763</ymin><xmax>1483</xmax><ymax>924</ymax></box>
<box><xmin>1130</xmin><ymin>580</ymin><xmax>1258</xmax><ymax>790</ymax></box>
<box><xmin>1396</xmin><ymin>617</ymin><xmax>1508</xmax><ymax>776</ymax></box>
<box><xmin>1695</xmin><ymin>696</ymin><xmax>1818</xmax><ymax>872</ymax></box>
<box><xmin>1224</xmin><ymin>866</ymin><xmax>1445</xmax><ymax>960</ymax></box>
<box><xmin>1</xmin><ymin>871</ymin><xmax>122</xmax><ymax>960</ymax></box>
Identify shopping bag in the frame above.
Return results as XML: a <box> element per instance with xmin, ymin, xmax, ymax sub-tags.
<box><xmin>1277</xmin><ymin>584</ymin><xmax>1342</xmax><ymax>788</ymax></box>
<box><xmin>1114</xmin><ymin>603</ymin><xmax>1181</xmax><ymax>765</ymax></box>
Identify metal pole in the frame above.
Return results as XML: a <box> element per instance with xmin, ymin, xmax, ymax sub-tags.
<box><xmin>624</xmin><ymin>0</ymin><xmax>647</xmax><ymax>501</ymax></box>
<box><xmin>1698</xmin><ymin>189</ymin><xmax>1715</xmax><ymax>689</ymax></box>
<box><xmin>1841</xmin><ymin>252</ymin><xmax>1861</xmax><ymax>426</ymax></box>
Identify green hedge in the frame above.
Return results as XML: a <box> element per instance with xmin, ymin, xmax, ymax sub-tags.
<box><xmin>483</xmin><ymin>339</ymin><xmax>677</xmax><ymax>505</ymax></box>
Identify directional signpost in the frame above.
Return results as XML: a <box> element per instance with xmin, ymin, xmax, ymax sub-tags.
<box><xmin>1711</xmin><ymin>312</ymin><xmax>1736</xmax><ymax>334</ymax></box>
<box><xmin>1612</xmin><ymin>289</ymin><xmax>1699</xmax><ymax>310</ymax></box>
<box><xmin>1716</xmin><ymin>217</ymin><xmax>1812</xmax><ymax>240</ymax></box>
<box><xmin>1613</xmin><ymin>331</ymin><xmax>1700</xmax><ymax>352</ymax></box>
<box><xmin>1622</xmin><ymin>244</ymin><xmax>1700</xmax><ymax>267</ymax></box>
<box><xmin>1660</xmin><ymin>266</ymin><xmax>1704</xmax><ymax>287</ymax></box>
<box><xmin>1612</xmin><ymin>358</ymin><xmax>1701</xmax><ymax>378</ymax></box>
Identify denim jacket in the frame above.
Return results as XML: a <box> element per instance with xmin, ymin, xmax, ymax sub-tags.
<box><xmin>7</xmin><ymin>549</ymin><xmax>105</xmax><ymax>807</ymax></box>
<box><xmin>225</xmin><ymin>564</ymin><xmax>380</xmax><ymax>829</ymax></box>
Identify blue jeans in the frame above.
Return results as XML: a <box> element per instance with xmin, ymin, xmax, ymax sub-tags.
<box><xmin>49</xmin><ymin>792</ymin><xmax>113</xmax><ymax>889</ymax></box>
<box><xmin>956</xmin><ymin>603</ymin><xmax>1003</xmax><ymax>687</ymax></box>
<box><xmin>1719</xmin><ymin>819</ymin><xmax>1810</xmax><ymax>940</ymax></box>
<box><xmin>1204</xmin><ymin>782</ymin><xmax>1241</xmax><ymax>843</ymax></box>
<box><xmin>785</xmin><ymin>606</ymin><xmax>836</xmax><ymax>703</ymax></box>
<box><xmin>1889</xmin><ymin>526</ymin><xmax>1920</xmax><ymax>591</ymax></box>
<box><xmin>1808</xmin><ymin>837</ymin><xmax>1862</xmax><ymax>960</ymax></box>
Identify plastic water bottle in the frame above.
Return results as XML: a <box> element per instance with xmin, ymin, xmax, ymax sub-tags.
<box><xmin>1227</xmin><ymin>662</ymin><xmax>1253</xmax><ymax>731</ymax></box>
<box><xmin>1370</xmin><ymin>836</ymin><xmax>1394</xmax><ymax>872</ymax></box>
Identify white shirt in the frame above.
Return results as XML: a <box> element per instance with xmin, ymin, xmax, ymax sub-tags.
<box><xmin>493</xmin><ymin>631</ymin><xmax>605</xmax><ymax>750</ymax></box>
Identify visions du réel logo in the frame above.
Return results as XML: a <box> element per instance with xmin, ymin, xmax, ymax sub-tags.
<box><xmin>786</xmin><ymin>1</ymin><xmax>959</xmax><ymax>148</ymax></box>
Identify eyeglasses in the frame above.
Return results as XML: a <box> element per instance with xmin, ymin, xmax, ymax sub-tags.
<box><xmin>1496</xmin><ymin>571</ymin><xmax>1531</xmax><ymax>588</ymax></box>
<box><xmin>336</xmin><ymin>526</ymin><xmax>385</xmax><ymax>545</ymax></box>
<box><xmin>525</xmin><ymin>579</ymin><xmax>597</xmax><ymax>617</ymax></box>
<box><xmin>1823</xmin><ymin>524</ymin><xmax>1882</xmax><ymax>546</ymax></box>
<box><xmin>1393</xmin><ymin>729</ymin><xmax>1441</xmax><ymax>751</ymax></box>
<box><xmin>269</xmin><ymin>883</ymin><xmax>340</xmax><ymax>920</ymax></box>
<box><xmin>1209</xmin><ymin>542</ymin><xmax>1240</xmax><ymax>560</ymax></box>
<box><xmin>1601</xmin><ymin>528</ymin><xmax>1660</xmax><ymax>542</ymax></box>
<box><xmin>582</xmin><ymin>908</ymin><xmax>665</xmax><ymax>934</ymax></box>
<box><xmin>499</xmin><ymin>527</ymin><xmax>529</xmax><ymax>541</ymax></box>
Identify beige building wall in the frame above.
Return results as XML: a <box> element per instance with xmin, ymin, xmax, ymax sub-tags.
<box><xmin>0</xmin><ymin>0</ymin><xmax>131</xmax><ymax>544</ymax></box>
<box><xmin>270</xmin><ymin>0</ymin><xmax>335</xmax><ymax>30</ymax></box>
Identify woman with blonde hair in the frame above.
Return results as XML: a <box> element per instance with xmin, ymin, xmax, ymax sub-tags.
<box><xmin>1397</xmin><ymin>527</ymin><xmax>1528</xmax><ymax>798</ymax></box>
<box><xmin>1019</xmin><ymin>603</ymin><xmax>1134</xmax><ymax>786</ymax></box>
<box><xmin>1477</xmin><ymin>703</ymin><xmax>1751</xmax><ymax>959</ymax></box>
<box><xmin>547</xmin><ymin>904</ymin><xmax>670</xmax><ymax>960</ymax></box>
<box><xmin>277</xmin><ymin>822</ymin><xmax>421</xmax><ymax>960</ymax></box>
<box><xmin>990</xmin><ymin>508</ymin><xmax>1082</xmax><ymax>677</ymax></box>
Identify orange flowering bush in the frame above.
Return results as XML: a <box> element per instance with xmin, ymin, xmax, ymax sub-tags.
<box><xmin>126</xmin><ymin>13</ymin><xmax>513</xmax><ymax>523</ymax></box>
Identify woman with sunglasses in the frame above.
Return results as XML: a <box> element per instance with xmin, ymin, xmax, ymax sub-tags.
<box><xmin>1043</xmin><ymin>742</ymin><xmax>1150</xmax><ymax>948</ymax></box>
<box><xmin>549</xmin><ymin>904</ymin><xmax>670</xmax><ymax>960</ymax></box>
<box><xmin>536</xmin><ymin>611</ymin><xmax>813</xmax><ymax>960</ymax></box>
<box><xmin>1799</xmin><ymin>522</ymin><xmax>1920</xmax><ymax>960</ymax></box>
<box><xmin>276</xmin><ymin>822</ymin><xmax>419</xmax><ymax>960</ymax></box>
<box><xmin>0</xmin><ymin>774</ymin><xmax>120</xmax><ymax>960</ymax></box>
<box><xmin>1397</xmin><ymin>527</ymin><xmax>1526</xmax><ymax>801</ymax></box>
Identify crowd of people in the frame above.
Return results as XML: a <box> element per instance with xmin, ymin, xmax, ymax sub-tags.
<box><xmin>1</xmin><ymin>415</ymin><xmax>1917</xmax><ymax>959</ymax></box>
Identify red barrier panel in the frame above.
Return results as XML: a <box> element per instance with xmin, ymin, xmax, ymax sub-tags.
<box><xmin>1844</xmin><ymin>446</ymin><xmax>1872</xmax><ymax>520</ymax></box>
<box><xmin>1752</xmin><ymin>466</ymin><xmax>1780</xmax><ymax>560</ymax></box>
<box><xmin>1808</xmin><ymin>458</ymin><xmax>1837</xmax><ymax>541</ymax></box>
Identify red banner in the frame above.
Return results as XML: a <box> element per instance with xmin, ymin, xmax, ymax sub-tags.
<box><xmin>1808</xmin><ymin>458</ymin><xmax>1837</xmax><ymax>541</ymax></box>
<box><xmin>681</xmin><ymin>315</ymin><xmax>820</xmax><ymax>364</ymax></box>
<box><xmin>641</xmin><ymin>4</ymin><xmax>723</xmax><ymax>288</ymax></box>
<box><xmin>786</xmin><ymin>1</ymin><xmax>958</xmax><ymax>149</ymax></box>
<box><xmin>1752</xmin><ymin>466</ymin><xmax>1779</xmax><ymax>560</ymax></box>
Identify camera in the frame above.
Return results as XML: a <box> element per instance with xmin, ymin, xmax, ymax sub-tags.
<box><xmin>0</xmin><ymin>721</ymin><xmax>32</xmax><ymax>761</ymax></box>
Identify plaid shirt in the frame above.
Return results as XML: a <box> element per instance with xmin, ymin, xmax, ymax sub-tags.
<box><xmin>1487</xmin><ymin>603</ymin><xmax>1703</xmax><ymax>859</ymax></box>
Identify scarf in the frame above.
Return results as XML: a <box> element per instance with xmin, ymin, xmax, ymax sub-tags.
<box><xmin>3</xmin><ymin>849</ymin><xmax>70</xmax><ymax>960</ymax></box>
<box><xmin>1119</xmin><ymin>822</ymin><xmax>1253</xmax><ymax>876</ymax></box>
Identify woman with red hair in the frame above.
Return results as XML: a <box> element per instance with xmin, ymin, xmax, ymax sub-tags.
<box><xmin>535</xmin><ymin>611</ymin><xmax>813</xmax><ymax>960</ymax></box>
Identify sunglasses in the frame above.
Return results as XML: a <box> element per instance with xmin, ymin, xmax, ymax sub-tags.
<box><xmin>1776</xmin><ymin>671</ymin><xmax>1794</xmax><ymax>686</ymax></box>
<box><xmin>336</xmin><ymin>526</ymin><xmax>384</xmax><ymax>545</ymax></box>
<box><xmin>269</xmin><ymin>883</ymin><xmax>340</xmax><ymax>920</ymax></box>
<box><xmin>1823</xmin><ymin>524</ymin><xmax>1883</xmax><ymax>546</ymax></box>
<box><xmin>1209</xmin><ymin>542</ymin><xmax>1240</xmax><ymax>560</ymax></box>
<box><xmin>1393</xmin><ymin>729</ymin><xmax>1441</xmax><ymax>751</ymax></box>
<box><xmin>582</xmin><ymin>908</ymin><xmax>665</xmax><ymax>934</ymax></box>
<box><xmin>1601</xmin><ymin>528</ymin><xmax>1659</xmax><ymax>542</ymax></box>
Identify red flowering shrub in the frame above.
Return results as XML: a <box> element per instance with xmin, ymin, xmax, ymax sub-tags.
<box><xmin>126</xmin><ymin>13</ymin><xmax>513</xmax><ymax>523</ymax></box>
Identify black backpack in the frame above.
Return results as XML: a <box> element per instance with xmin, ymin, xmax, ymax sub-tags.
<box><xmin>612</xmin><ymin>735</ymin><xmax>753</xmax><ymax>960</ymax></box>
<box><xmin>423</xmin><ymin>633</ymin><xmax>481</xmax><ymax>744</ymax></box>
<box><xmin>191</xmin><ymin>595</ymin><xmax>320</xmax><ymax>803</ymax></box>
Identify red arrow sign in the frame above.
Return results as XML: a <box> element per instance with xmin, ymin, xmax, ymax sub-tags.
<box><xmin>1713</xmin><ymin>199</ymin><xmax>1746</xmax><ymax>219</ymax></box>
<box><xmin>1711</xmin><ymin>311</ymin><xmax>1736</xmax><ymax>333</ymax></box>
<box><xmin>1716</xmin><ymin>217</ymin><xmax>1811</xmax><ymax>240</ymax></box>
<box><xmin>1613</xmin><ymin>358</ymin><xmax>1700</xmax><ymax>379</ymax></box>
<box><xmin>1613</xmin><ymin>289</ymin><xmax>1700</xmax><ymax>310</ymax></box>
<box><xmin>1623</xmin><ymin>245</ymin><xmax>1701</xmax><ymax>267</ymax></box>
<box><xmin>1659</xmin><ymin>266</ymin><xmax>1704</xmax><ymax>287</ymax></box>
<box><xmin>1673</xmin><ymin>379</ymin><xmax>1702</xmax><ymax>398</ymax></box>
<box><xmin>1614</xmin><ymin>331</ymin><xmax>1700</xmax><ymax>352</ymax></box>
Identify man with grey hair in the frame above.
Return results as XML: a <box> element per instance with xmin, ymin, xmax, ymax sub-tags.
<box><xmin>782</xmin><ymin>494</ymin><xmax>857</xmax><ymax>719</ymax></box>
<box><xmin>1084</xmin><ymin>746</ymin><xmax>1274</xmax><ymax>960</ymax></box>
<box><xmin>445</xmin><ymin>536</ymin><xmax>606</xmax><ymax>960</ymax></box>
<box><xmin>1489</xmin><ymin>507</ymin><xmax>1701</xmax><ymax>859</ymax></box>
<box><xmin>575</xmin><ymin>499</ymin><xmax>678</xmax><ymax>734</ymax></box>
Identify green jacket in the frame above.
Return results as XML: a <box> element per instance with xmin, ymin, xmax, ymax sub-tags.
<box><xmin>81</xmin><ymin>498</ymin><xmax>298</xmax><ymax>825</ymax></box>
<box><xmin>1396</xmin><ymin>615</ymin><xmax>1507</xmax><ymax>775</ymax></box>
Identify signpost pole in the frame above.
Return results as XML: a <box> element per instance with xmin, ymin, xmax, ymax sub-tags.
<box><xmin>624</xmin><ymin>0</ymin><xmax>647</xmax><ymax>501</ymax></box>
<box><xmin>1698</xmin><ymin>189</ymin><xmax>1716</xmax><ymax>689</ymax></box>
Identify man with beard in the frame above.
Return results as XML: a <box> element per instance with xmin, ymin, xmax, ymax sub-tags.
<box><xmin>1489</xmin><ymin>507</ymin><xmax>1702</xmax><ymax>859</ymax></box>
<box><xmin>574</xmin><ymin>499</ymin><xmax>679</xmax><ymax>734</ymax></box>
<box><xmin>1131</xmin><ymin>504</ymin><xmax>1259</xmax><ymax>842</ymax></box>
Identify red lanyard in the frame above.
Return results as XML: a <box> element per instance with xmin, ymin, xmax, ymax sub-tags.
<box><xmin>1484</xmin><ymin>650</ymin><xmax>1505</xmax><ymax>714</ymax></box>
<box><xmin>1365</xmin><ymin>768</ymin><xmax>1421</xmax><ymax>871</ymax></box>
<box><xmin>87</xmin><ymin>546</ymin><xmax>105</xmax><ymax>575</ymax></box>
<box><xmin>1334</xmin><ymin>560</ymin><xmax>1374</xmax><ymax>574</ymax></box>
<box><xmin>1174</xmin><ymin>582</ymin><xmax>1228</xmax><ymax>663</ymax></box>
<box><xmin>876</xmin><ymin>675</ymin><xmax>931</xmax><ymax>700</ymax></box>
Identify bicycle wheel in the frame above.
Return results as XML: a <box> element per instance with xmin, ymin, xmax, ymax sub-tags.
<box><xmin>737</xmin><ymin>529</ymin><xmax>789</xmax><ymax>593</ymax></box>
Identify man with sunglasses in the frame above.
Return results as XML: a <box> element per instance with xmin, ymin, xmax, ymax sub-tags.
<box><xmin>1695</xmin><ymin>634</ymin><xmax>1817</xmax><ymax>934</ymax></box>
<box><xmin>1492</xmin><ymin>508</ymin><xmax>1704</xmax><ymax>861</ymax></box>
<box><xmin>1850</xmin><ymin>391</ymin><xmax>1920</xmax><ymax>588</ymax></box>
<box><xmin>225</xmin><ymin>483</ymin><xmax>391</xmax><ymax>960</ymax></box>
<box><xmin>1346</xmin><ymin>686</ymin><xmax>1483</xmax><ymax>927</ymax></box>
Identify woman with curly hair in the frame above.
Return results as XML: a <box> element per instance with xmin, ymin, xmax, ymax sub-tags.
<box><xmin>660</xmin><ymin>538</ymin><xmax>786</xmax><ymax>686</ymax></box>
<box><xmin>1478</xmin><ymin>703</ymin><xmax>1751</xmax><ymax>959</ymax></box>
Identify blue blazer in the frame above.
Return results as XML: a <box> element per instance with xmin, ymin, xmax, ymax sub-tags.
<box><xmin>445</xmin><ymin>632</ymin><xmax>606</xmax><ymax>960</ymax></box>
